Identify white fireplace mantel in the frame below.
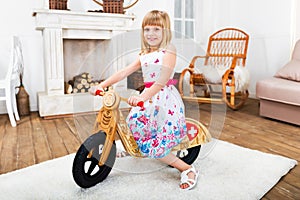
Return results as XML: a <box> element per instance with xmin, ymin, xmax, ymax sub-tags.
<box><xmin>33</xmin><ymin>9</ymin><xmax>135</xmax><ymax>40</ymax></box>
<box><xmin>33</xmin><ymin>9</ymin><xmax>136</xmax><ymax>117</ymax></box>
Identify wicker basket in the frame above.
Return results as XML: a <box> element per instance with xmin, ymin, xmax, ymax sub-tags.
<box><xmin>127</xmin><ymin>69</ymin><xmax>144</xmax><ymax>92</ymax></box>
<box><xmin>127</xmin><ymin>71</ymin><xmax>181</xmax><ymax>92</ymax></box>
<box><xmin>49</xmin><ymin>0</ymin><xmax>68</xmax><ymax>10</ymax></box>
<box><xmin>103</xmin><ymin>0</ymin><xmax>124</xmax><ymax>14</ymax></box>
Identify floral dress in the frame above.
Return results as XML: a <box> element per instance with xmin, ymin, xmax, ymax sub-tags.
<box><xmin>126</xmin><ymin>50</ymin><xmax>187</xmax><ymax>158</ymax></box>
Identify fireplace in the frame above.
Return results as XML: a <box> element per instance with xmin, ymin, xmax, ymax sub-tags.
<box><xmin>33</xmin><ymin>9</ymin><xmax>135</xmax><ymax>117</ymax></box>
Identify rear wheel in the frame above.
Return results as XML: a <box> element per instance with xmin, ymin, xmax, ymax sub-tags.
<box><xmin>72</xmin><ymin>131</ymin><xmax>116</xmax><ymax>188</ymax></box>
<box><xmin>175</xmin><ymin>145</ymin><xmax>201</xmax><ymax>165</ymax></box>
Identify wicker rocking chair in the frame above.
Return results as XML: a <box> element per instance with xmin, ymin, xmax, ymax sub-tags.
<box><xmin>178</xmin><ymin>28</ymin><xmax>250</xmax><ymax>110</ymax></box>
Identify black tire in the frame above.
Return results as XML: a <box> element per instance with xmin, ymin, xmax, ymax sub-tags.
<box><xmin>72</xmin><ymin>131</ymin><xmax>116</xmax><ymax>188</ymax></box>
<box><xmin>176</xmin><ymin>145</ymin><xmax>201</xmax><ymax>165</ymax></box>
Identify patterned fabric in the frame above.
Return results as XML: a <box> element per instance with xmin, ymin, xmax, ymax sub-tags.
<box><xmin>126</xmin><ymin>50</ymin><xmax>187</xmax><ymax>158</ymax></box>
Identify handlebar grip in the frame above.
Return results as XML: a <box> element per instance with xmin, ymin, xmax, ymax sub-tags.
<box><xmin>137</xmin><ymin>101</ymin><xmax>144</xmax><ymax>108</ymax></box>
<box><xmin>95</xmin><ymin>90</ymin><xmax>103</xmax><ymax>96</ymax></box>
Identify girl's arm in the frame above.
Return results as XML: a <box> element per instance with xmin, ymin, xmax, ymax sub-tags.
<box><xmin>90</xmin><ymin>57</ymin><xmax>141</xmax><ymax>94</ymax></box>
<box><xmin>128</xmin><ymin>45</ymin><xmax>176</xmax><ymax>106</ymax></box>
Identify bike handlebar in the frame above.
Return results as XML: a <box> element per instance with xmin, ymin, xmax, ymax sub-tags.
<box><xmin>95</xmin><ymin>89</ymin><xmax>104</xmax><ymax>96</ymax></box>
<box><xmin>136</xmin><ymin>101</ymin><xmax>144</xmax><ymax>108</ymax></box>
<box><xmin>95</xmin><ymin>90</ymin><xmax>144</xmax><ymax>108</ymax></box>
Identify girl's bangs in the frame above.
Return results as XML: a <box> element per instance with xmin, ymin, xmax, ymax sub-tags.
<box><xmin>142</xmin><ymin>15</ymin><xmax>164</xmax><ymax>27</ymax></box>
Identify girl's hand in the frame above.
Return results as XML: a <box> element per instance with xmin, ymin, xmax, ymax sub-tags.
<box><xmin>128</xmin><ymin>96</ymin><xmax>144</xmax><ymax>107</ymax></box>
<box><xmin>89</xmin><ymin>84</ymin><xmax>104</xmax><ymax>96</ymax></box>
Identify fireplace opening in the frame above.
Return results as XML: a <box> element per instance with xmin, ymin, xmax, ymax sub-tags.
<box><xmin>63</xmin><ymin>39</ymin><xmax>108</xmax><ymax>93</ymax></box>
<box><xmin>63</xmin><ymin>31</ymin><xmax>141</xmax><ymax>94</ymax></box>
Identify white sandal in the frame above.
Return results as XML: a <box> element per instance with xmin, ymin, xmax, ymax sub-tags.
<box><xmin>180</xmin><ymin>165</ymin><xmax>199</xmax><ymax>190</ymax></box>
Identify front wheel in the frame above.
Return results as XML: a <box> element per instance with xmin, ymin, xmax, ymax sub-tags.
<box><xmin>175</xmin><ymin>145</ymin><xmax>201</xmax><ymax>165</ymax></box>
<box><xmin>72</xmin><ymin>131</ymin><xmax>116</xmax><ymax>188</ymax></box>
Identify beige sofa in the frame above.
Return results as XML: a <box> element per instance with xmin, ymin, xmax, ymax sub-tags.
<box><xmin>256</xmin><ymin>40</ymin><xmax>300</xmax><ymax>125</ymax></box>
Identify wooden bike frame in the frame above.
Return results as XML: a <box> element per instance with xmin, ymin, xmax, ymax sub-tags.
<box><xmin>94</xmin><ymin>88</ymin><xmax>211</xmax><ymax>166</ymax></box>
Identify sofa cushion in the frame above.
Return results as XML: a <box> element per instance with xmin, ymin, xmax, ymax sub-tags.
<box><xmin>256</xmin><ymin>77</ymin><xmax>300</xmax><ymax>106</ymax></box>
<box><xmin>274</xmin><ymin>60</ymin><xmax>300</xmax><ymax>82</ymax></box>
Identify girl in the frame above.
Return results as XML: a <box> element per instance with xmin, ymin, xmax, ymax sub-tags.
<box><xmin>90</xmin><ymin>10</ymin><xmax>199</xmax><ymax>190</ymax></box>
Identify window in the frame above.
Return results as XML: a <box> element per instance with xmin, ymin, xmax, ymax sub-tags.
<box><xmin>174</xmin><ymin>0</ymin><xmax>195</xmax><ymax>39</ymax></box>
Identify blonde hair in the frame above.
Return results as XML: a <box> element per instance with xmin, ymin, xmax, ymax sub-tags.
<box><xmin>141</xmin><ymin>10</ymin><xmax>172</xmax><ymax>54</ymax></box>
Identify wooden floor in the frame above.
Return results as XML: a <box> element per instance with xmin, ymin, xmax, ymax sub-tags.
<box><xmin>0</xmin><ymin>98</ymin><xmax>299</xmax><ymax>199</ymax></box>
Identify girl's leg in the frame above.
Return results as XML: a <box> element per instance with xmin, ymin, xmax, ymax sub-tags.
<box><xmin>157</xmin><ymin>153</ymin><xmax>197</xmax><ymax>189</ymax></box>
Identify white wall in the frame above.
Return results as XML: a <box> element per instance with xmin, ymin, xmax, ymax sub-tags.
<box><xmin>0</xmin><ymin>1</ymin><xmax>44</xmax><ymax>113</ymax></box>
<box><xmin>0</xmin><ymin>0</ymin><xmax>298</xmax><ymax>113</ymax></box>
<box><xmin>293</xmin><ymin>0</ymin><xmax>300</xmax><ymax>42</ymax></box>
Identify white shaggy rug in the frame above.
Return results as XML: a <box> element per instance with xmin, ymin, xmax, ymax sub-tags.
<box><xmin>0</xmin><ymin>140</ymin><xmax>297</xmax><ymax>200</ymax></box>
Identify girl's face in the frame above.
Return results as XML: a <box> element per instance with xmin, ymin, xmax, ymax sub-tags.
<box><xmin>143</xmin><ymin>25</ymin><xmax>163</xmax><ymax>48</ymax></box>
